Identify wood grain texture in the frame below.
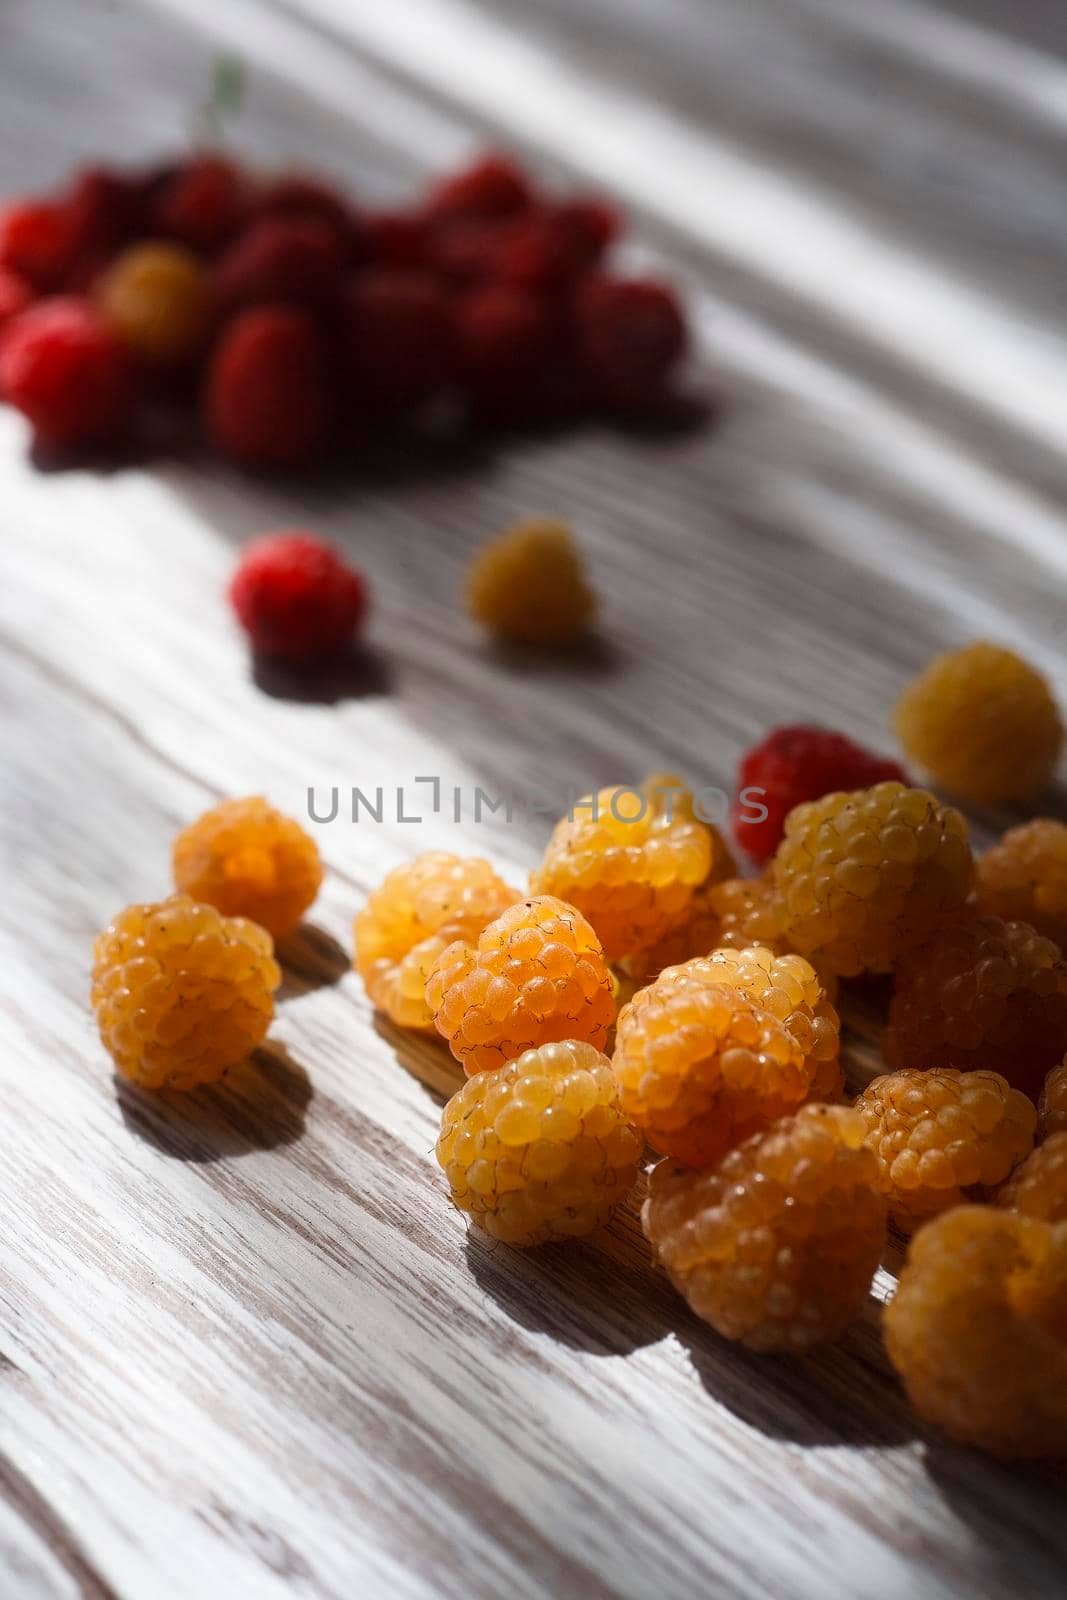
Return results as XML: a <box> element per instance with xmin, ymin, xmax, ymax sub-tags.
<box><xmin>2</xmin><ymin>0</ymin><xmax>1067</xmax><ymax>1596</ymax></box>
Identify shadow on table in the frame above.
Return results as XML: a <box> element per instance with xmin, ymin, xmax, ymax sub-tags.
<box><xmin>251</xmin><ymin>643</ymin><xmax>395</xmax><ymax>706</ymax></box>
<box><xmin>115</xmin><ymin>1040</ymin><xmax>312</xmax><ymax>1162</ymax></box>
<box><xmin>275</xmin><ymin>922</ymin><xmax>351</xmax><ymax>1001</ymax></box>
<box><xmin>462</xmin><ymin>1192</ymin><xmax>677</xmax><ymax>1358</ymax></box>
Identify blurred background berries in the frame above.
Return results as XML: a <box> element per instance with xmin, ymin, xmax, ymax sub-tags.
<box><xmin>0</xmin><ymin>147</ymin><xmax>691</xmax><ymax>464</ymax></box>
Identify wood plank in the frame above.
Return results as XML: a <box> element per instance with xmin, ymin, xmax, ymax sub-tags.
<box><xmin>1</xmin><ymin>1</ymin><xmax>1066</xmax><ymax>1597</ymax></box>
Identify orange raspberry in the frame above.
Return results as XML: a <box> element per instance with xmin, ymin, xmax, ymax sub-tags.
<box><xmin>772</xmin><ymin>782</ymin><xmax>973</xmax><ymax>978</ymax></box>
<box><xmin>997</xmin><ymin>1134</ymin><xmax>1067</xmax><ymax>1224</ymax></box>
<box><xmin>854</xmin><ymin>1068</ymin><xmax>1035</xmax><ymax>1227</ymax></box>
<box><xmin>684</xmin><ymin>944</ymin><xmax>840</xmax><ymax>1088</ymax></box>
<box><xmin>642</xmin><ymin>1105</ymin><xmax>886</xmax><ymax>1350</ymax></box>
<box><xmin>172</xmin><ymin>795</ymin><xmax>321</xmax><ymax>941</ymax></box>
<box><xmin>884</xmin><ymin>1206</ymin><xmax>1067</xmax><ymax>1459</ymax></box>
<box><xmin>97</xmin><ymin>242</ymin><xmax>213</xmax><ymax>365</ymax></box>
<box><xmin>426</xmin><ymin>895</ymin><xmax>615</xmax><ymax>1074</ymax></box>
<box><xmin>884</xmin><ymin>914</ymin><xmax>1067</xmax><ymax>1099</ymax></box>
<box><xmin>91</xmin><ymin>895</ymin><xmax>279</xmax><ymax>1090</ymax></box>
<box><xmin>612</xmin><ymin>961</ymin><xmax>812</xmax><ymax>1167</ymax></box>
<box><xmin>355</xmin><ymin>852</ymin><xmax>519</xmax><ymax>1030</ymax></box>
<box><xmin>436</xmin><ymin>1039</ymin><xmax>642</xmax><ymax>1245</ymax></box>
<box><xmin>894</xmin><ymin>641</ymin><xmax>1063</xmax><ymax>806</ymax></box>
<box><xmin>974</xmin><ymin>819</ymin><xmax>1067</xmax><ymax>949</ymax></box>
<box><xmin>466</xmin><ymin>519</ymin><xmax>595</xmax><ymax>644</ymax></box>
<box><xmin>531</xmin><ymin>776</ymin><xmax>717</xmax><ymax>963</ymax></box>
<box><xmin>1039</xmin><ymin>1058</ymin><xmax>1067</xmax><ymax>1140</ymax></box>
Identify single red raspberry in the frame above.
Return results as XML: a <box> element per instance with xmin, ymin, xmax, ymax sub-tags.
<box><xmin>65</xmin><ymin>166</ymin><xmax>143</xmax><ymax>259</ymax></box>
<box><xmin>0</xmin><ymin>200</ymin><xmax>75</xmax><ymax>291</ymax></box>
<box><xmin>574</xmin><ymin>275</ymin><xmax>686</xmax><ymax>411</ymax></box>
<box><xmin>0</xmin><ymin>268</ymin><xmax>33</xmax><ymax>333</ymax></box>
<box><xmin>249</xmin><ymin>172</ymin><xmax>356</xmax><ymax>256</ymax></box>
<box><xmin>216</xmin><ymin>218</ymin><xmax>346</xmax><ymax>312</ymax></box>
<box><xmin>431</xmin><ymin>218</ymin><xmax>511</xmax><ymax>288</ymax></box>
<box><xmin>457</xmin><ymin>285</ymin><xmax>566</xmax><ymax>417</ymax></box>
<box><xmin>204</xmin><ymin>305</ymin><xmax>334</xmax><ymax>469</ymax></box>
<box><xmin>427</xmin><ymin>153</ymin><xmax>533</xmax><ymax>223</ymax></box>
<box><xmin>363</xmin><ymin>210</ymin><xmax>430</xmax><ymax>270</ymax></box>
<box><xmin>149</xmin><ymin>153</ymin><xmax>247</xmax><ymax>254</ymax></box>
<box><xmin>733</xmin><ymin>725</ymin><xmax>909</xmax><ymax>865</ymax></box>
<box><xmin>343</xmin><ymin>270</ymin><xmax>457</xmax><ymax>413</ymax></box>
<box><xmin>0</xmin><ymin>297</ymin><xmax>134</xmax><ymax>450</ymax></box>
<box><xmin>229</xmin><ymin>531</ymin><xmax>367</xmax><ymax>659</ymax></box>
<box><xmin>493</xmin><ymin>201</ymin><xmax>620</xmax><ymax>294</ymax></box>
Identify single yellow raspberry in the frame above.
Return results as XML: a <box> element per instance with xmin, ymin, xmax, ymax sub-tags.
<box><xmin>531</xmin><ymin>776</ymin><xmax>716</xmax><ymax>963</ymax></box>
<box><xmin>355</xmin><ymin>852</ymin><xmax>519</xmax><ymax>1030</ymax></box>
<box><xmin>643</xmin><ymin>1105</ymin><xmax>886</xmax><ymax>1350</ymax></box>
<box><xmin>854</xmin><ymin>1068</ymin><xmax>1035</xmax><ymax>1227</ymax></box>
<box><xmin>884</xmin><ymin>1206</ymin><xmax>1067</xmax><ymax>1459</ymax></box>
<box><xmin>466</xmin><ymin>518</ymin><xmax>595</xmax><ymax>644</ymax></box>
<box><xmin>91</xmin><ymin>894</ymin><xmax>280</xmax><ymax>1090</ymax></box>
<box><xmin>772</xmin><ymin>782</ymin><xmax>973</xmax><ymax>977</ymax></box>
<box><xmin>436</xmin><ymin>1039</ymin><xmax>643</xmax><ymax>1245</ymax></box>
<box><xmin>884</xmin><ymin>914</ymin><xmax>1067</xmax><ymax>1100</ymax></box>
<box><xmin>681</xmin><ymin>944</ymin><xmax>840</xmax><ymax>1089</ymax></box>
<box><xmin>974</xmin><ymin>819</ymin><xmax>1067</xmax><ymax>949</ymax></box>
<box><xmin>97</xmin><ymin>242</ymin><xmax>213</xmax><ymax>365</ymax></box>
<box><xmin>173</xmin><ymin>795</ymin><xmax>322</xmax><ymax>941</ymax></box>
<box><xmin>1039</xmin><ymin>1058</ymin><xmax>1067</xmax><ymax>1140</ymax></box>
<box><xmin>426</xmin><ymin>894</ymin><xmax>615</xmax><ymax>1074</ymax></box>
<box><xmin>894</xmin><ymin>641</ymin><xmax>1063</xmax><ymax>806</ymax></box>
<box><xmin>612</xmin><ymin>962</ymin><xmax>811</xmax><ymax>1168</ymax></box>
<box><xmin>996</xmin><ymin>1133</ymin><xmax>1067</xmax><ymax>1224</ymax></box>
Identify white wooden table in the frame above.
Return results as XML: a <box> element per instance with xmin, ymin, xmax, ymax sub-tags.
<box><xmin>2</xmin><ymin>0</ymin><xmax>1066</xmax><ymax>1595</ymax></box>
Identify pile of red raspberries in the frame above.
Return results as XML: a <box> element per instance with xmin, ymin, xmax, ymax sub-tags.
<box><xmin>0</xmin><ymin>150</ymin><xmax>690</xmax><ymax>465</ymax></box>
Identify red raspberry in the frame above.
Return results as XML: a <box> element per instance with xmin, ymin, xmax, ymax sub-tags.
<box><xmin>249</xmin><ymin>172</ymin><xmax>356</xmax><ymax>256</ymax></box>
<box><xmin>229</xmin><ymin>531</ymin><xmax>367</xmax><ymax>659</ymax></box>
<box><xmin>204</xmin><ymin>306</ymin><xmax>334</xmax><ymax>469</ymax></box>
<box><xmin>150</xmin><ymin>153</ymin><xmax>247</xmax><ymax>254</ymax></box>
<box><xmin>0</xmin><ymin>200</ymin><xmax>75</xmax><ymax>291</ymax></box>
<box><xmin>733</xmin><ymin>725</ymin><xmax>908</xmax><ymax>865</ymax></box>
<box><xmin>574</xmin><ymin>275</ymin><xmax>686</xmax><ymax>411</ymax></box>
<box><xmin>457</xmin><ymin>285</ymin><xmax>565</xmax><ymax>417</ymax></box>
<box><xmin>363</xmin><ymin>210</ymin><xmax>430</xmax><ymax>270</ymax></box>
<box><xmin>0</xmin><ymin>268</ymin><xmax>33</xmax><ymax>333</ymax></box>
<box><xmin>65</xmin><ymin>166</ymin><xmax>143</xmax><ymax>258</ymax></box>
<box><xmin>493</xmin><ymin>201</ymin><xmax>620</xmax><ymax>294</ymax></box>
<box><xmin>0</xmin><ymin>297</ymin><xmax>134</xmax><ymax>450</ymax></box>
<box><xmin>427</xmin><ymin>153</ymin><xmax>533</xmax><ymax>223</ymax></box>
<box><xmin>216</xmin><ymin>218</ymin><xmax>347</xmax><ymax>312</ymax></box>
<box><xmin>343</xmin><ymin>270</ymin><xmax>457</xmax><ymax>412</ymax></box>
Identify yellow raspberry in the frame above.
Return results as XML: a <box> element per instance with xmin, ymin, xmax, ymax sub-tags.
<box><xmin>466</xmin><ymin>519</ymin><xmax>595</xmax><ymax>644</ymax></box>
<box><xmin>885</xmin><ymin>914</ymin><xmax>1067</xmax><ymax>1100</ymax></box>
<box><xmin>426</xmin><ymin>895</ymin><xmax>615</xmax><ymax>1075</ymax></box>
<box><xmin>97</xmin><ymin>242</ymin><xmax>213</xmax><ymax>365</ymax></box>
<box><xmin>612</xmin><ymin>962</ymin><xmax>811</xmax><ymax>1168</ymax></box>
<box><xmin>91</xmin><ymin>894</ymin><xmax>280</xmax><ymax>1090</ymax></box>
<box><xmin>683</xmin><ymin>944</ymin><xmax>840</xmax><ymax>1088</ymax></box>
<box><xmin>643</xmin><ymin>1105</ymin><xmax>886</xmax><ymax>1351</ymax></box>
<box><xmin>997</xmin><ymin>1134</ymin><xmax>1067</xmax><ymax>1224</ymax></box>
<box><xmin>1040</xmin><ymin>1058</ymin><xmax>1067</xmax><ymax>1140</ymax></box>
<box><xmin>772</xmin><ymin>782</ymin><xmax>973</xmax><ymax>977</ymax></box>
<box><xmin>974</xmin><ymin>819</ymin><xmax>1067</xmax><ymax>949</ymax></box>
<box><xmin>854</xmin><ymin>1068</ymin><xmax>1035</xmax><ymax>1228</ymax></box>
<box><xmin>355</xmin><ymin>852</ymin><xmax>519</xmax><ymax>1030</ymax></box>
<box><xmin>894</xmin><ymin>641</ymin><xmax>1063</xmax><ymax>806</ymax></box>
<box><xmin>436</xmin><ymin>1039</ymin><xmax>643</xmax><ymax>1245</ymax></box>
<box><xmin>531</xmin><ymin>776</ymin><xmax>716</xmax><ymax>963</ymax></box>
<box><xmin>173</xmin><ymin>795</ymin><xmax>322</xmax><ymax>941</ymax></box>
<box><xmin>884</xmin><ymin>1206</ymin><xmax>1067</xmax><ymax>1459</ymax></box>
<box><xmin>623</xmin><ymin>885</ymin><xmax>725</xmax><ymax>982</ymax></box>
